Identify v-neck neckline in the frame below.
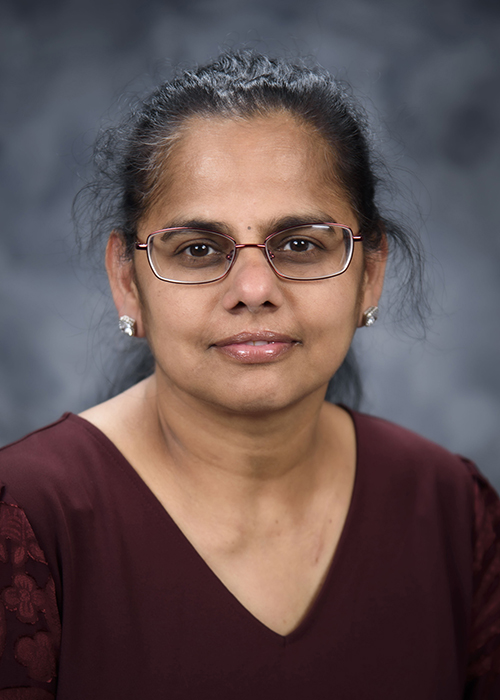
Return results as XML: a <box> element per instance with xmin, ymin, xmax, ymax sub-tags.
<box><xmin>68</xmin><ymin>407</ymin><xmax>363</xmax><ymax>642</ymax></box>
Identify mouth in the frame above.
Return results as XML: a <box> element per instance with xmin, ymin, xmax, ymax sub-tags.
<box><xmin>211</xmin><ymin>331</ymin><xmax>300</xmax><ymax>363</ymax></box>
<box><xmin>213</xmin><ymin>331</ymin><xmax>298</xmax><ymax>346</ymax></box>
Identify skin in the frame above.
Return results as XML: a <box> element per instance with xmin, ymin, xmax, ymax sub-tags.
<box><xmin>81</xmin><ymin>113</ymin><xmax>387</xmax><ymax>635</ymax></box>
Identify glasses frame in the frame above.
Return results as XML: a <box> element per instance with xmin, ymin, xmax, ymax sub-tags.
<box><xmin>135</xmin><ymin>223</ymin><xmax>363</xmax><ymax>285</ymax></box>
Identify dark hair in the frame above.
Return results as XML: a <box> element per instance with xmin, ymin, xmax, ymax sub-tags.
<box><xmin>76</xmin><ymin>51</ymin><xmax>427</xmax><ymax>407</ymax></box>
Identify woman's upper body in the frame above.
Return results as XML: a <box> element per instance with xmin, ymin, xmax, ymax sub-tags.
<box><xmin>1</xmin><ymin>407</ymin><xmax>500</xmax><ymax>699</ymax></box>
<box><xmin>0</xmin><ymin>52</ymin><xmax>498</xmax><ymax>696</ymax></box>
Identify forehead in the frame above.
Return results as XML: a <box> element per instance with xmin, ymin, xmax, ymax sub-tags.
<box><xmin>143</xmin><ymin>112</ymin><xmax>354</xmax><ymax>230</ymax></box>
<box><xmin>169</xmin><ymin>113</ymin><xmax>325</xmax><ymax>186</ymax></box>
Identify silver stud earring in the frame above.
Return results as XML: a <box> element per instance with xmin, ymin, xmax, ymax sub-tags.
<box><xmin>119</xmin><ymin>315</ymin><xmax>136</xmax><ymax>337</ymax></box>
<box><xmin>362</xmin><ymin>306</ymin><xmax>379</xmax><ymax>327</ymax></box>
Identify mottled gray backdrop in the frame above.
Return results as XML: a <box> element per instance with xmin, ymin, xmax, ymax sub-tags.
<box><xmin>1</xmin><ymin>0</ymin><xmax>499</xmax><ymax>487</ymax></box>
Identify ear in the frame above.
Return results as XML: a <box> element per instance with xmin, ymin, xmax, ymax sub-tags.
<box><xmin>357</xmin><ymin>234</ymin><xmax>388</xmax><ymax>327</ymax></box>
<box><xmin>105</xmin><ymin>231</ymin><xmax>145</xmax><ymax>337</ymax></box>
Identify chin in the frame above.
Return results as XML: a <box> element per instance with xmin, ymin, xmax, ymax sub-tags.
<box><xmin>214</xmin><ymin>395</ymin><xmax>291</xmax><ymax>416</ymax></box>
<box><xmin>200</xmin><ymin>378</ymin><xmax>327</xmax><ymax>417</ymax></box>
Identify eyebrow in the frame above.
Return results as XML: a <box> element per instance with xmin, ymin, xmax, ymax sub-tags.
<box><xmin>157</xmin><ymin>219</ymin><xmax>232</xmax><ymax>235</ymax></box>
<box><xmin>155</xmin><ymin>212</ymin><xmax>338</xmax><ymax>237</ymax></box>
<box><xmin>266</xmin><ymin>213</ymin><xmax>339</xmax><ymax>231</ymax></box>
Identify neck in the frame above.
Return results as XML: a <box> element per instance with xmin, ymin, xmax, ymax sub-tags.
<box><xmin>80</xmin><ymin>373</ymin><xmax>356</xmax><ymax>547</ymax></box>
<box><xmin>136</xmin><ymin>373</ymin><xmax>350</xmax><ymax>509</ymax></box>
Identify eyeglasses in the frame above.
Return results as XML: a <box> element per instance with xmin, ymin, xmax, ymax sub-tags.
<box><xmin>135</xmin><ymin>223</ymin><xmax>363</xmax><ymax>284</ymax></box>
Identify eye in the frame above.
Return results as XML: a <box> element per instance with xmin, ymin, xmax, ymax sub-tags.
<box><xmin>182</xmin><ymin>242</ymin><xmax>216</xmax><ymax>257</ymax></box>
<box><xmin>282</xmin><ymin>238</ymin><xmax>317</xmax><ymax>252</ymax></box>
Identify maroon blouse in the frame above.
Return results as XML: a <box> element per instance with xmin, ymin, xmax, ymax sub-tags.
<box><xmin>0</xmin><ymin>411</ymin><xmax>499</xmax><ymax>699</ymax></box>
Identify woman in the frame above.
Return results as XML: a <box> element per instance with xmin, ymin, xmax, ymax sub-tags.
<box><xmin>0</xmin><ymin>52</ymin><xmax>498</xmax><ymax>699</ymax></box>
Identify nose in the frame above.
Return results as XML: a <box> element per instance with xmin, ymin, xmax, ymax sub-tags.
<box><xmin>221</xmin><ymin>244</ymin><xmax>284</xmax><ymax>314</ymax></box>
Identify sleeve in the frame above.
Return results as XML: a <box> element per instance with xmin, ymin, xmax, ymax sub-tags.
<box><xmin>0</xmin><ymin>488</ymin><xmax>60</xmax><ymax>699</ymax></box>
<box><xmin>463</xmin><ymin>461</ymin><xmax>500</xmax><ymax>700</ymax></box>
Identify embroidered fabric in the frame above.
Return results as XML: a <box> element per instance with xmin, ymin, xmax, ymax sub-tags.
<box><xmin>0</xmin><ymin>465</ymin><xmax>499</xmax><ymax>696</ymax></box>
<box><xmin>0</xmin><ymin>498</ymin><xmax>60</xmax><ymax>697</ymax></box>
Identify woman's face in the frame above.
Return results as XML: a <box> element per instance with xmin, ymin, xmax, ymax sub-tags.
<box><xmin>109</xmin><ymin>113</ymin><xmax>385</xmax><ymax>414</ymax></box>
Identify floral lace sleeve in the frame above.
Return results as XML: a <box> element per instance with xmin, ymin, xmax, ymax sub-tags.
<box><xmin>464</xmin><ymin>462</ymin><xmax>500</xmax><ymax>699</ymax></box>
<box><xmin>0</xmin><ymin>493</ymin><xmax>60</xmax><ymax>698</ymax></box>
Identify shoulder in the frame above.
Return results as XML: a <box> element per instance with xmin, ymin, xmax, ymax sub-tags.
<box><xmin>0</xmin><ymin>413</ymin><xmax>126</xmax><ymax>528</ymax></box>
<box><xmin>0</xmin><ymin>413</ymin><xmax>116</xmax><ymax>488</ymax></box>
<box><xmin>350</xmin><ymin>408</ymin><xmax>473</xmax><ymax>484</ymax></box>
<box><xmin>348</xmin><ymin>411</ymin><xmax>500</xmax><ymax>687</ymax></box>
<box><xmin>350</xmin><ymin>408</ymin><xmax>459</xmax><ymax>457</ymax></box>
<box><xmin>0</xmin><ymin>414</ymin><xmax>132</xmax><ymax>589</ymax></box>
<box><xmin>347</xmin><ymin>409</ymin><xmax>479</xmax><ymax>543</ymax></box>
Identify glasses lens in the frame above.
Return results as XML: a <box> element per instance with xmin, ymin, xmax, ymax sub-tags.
<box><xmin>267</xmin><ymin>224</ymin><xmax>352</xmax><ymax>279</ymax></box>
<box><xmin>148</xmin><ymin>229</ymin><xmax>234</xmax><ymax>283</ymax></box>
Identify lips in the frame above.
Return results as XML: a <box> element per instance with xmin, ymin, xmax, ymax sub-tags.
<box><xmin>212</xmin><ymin>331</ymin><xmax>299</xmax><ymax>363</ymax></box>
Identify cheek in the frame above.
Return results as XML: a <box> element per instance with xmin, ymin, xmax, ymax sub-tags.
<box><xmin>305</xmin><ymin>280</ymin><xmax>364</xmax><ymax>372</ymax></box>
<box><xmin>319</xmin><ymin>304</ymin><xmax>359</xmax><ymax>353</ymax></box>
<box><xmin>137</xmin><ymin>283</ymin><xmax>217</xmax><ymax>356</ymax></box>
<box><xmin>133</xmin><ymin>278</ymin><xmax>175</xmax><ymax>352</ymax></box>
<box><xmin>310</xmin><ymin>277</ymin><xmax>363</xmax><ymax>333</ymax></box>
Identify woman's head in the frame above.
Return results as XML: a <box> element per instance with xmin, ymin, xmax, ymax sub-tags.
<box><xmin>105</xmin><ymin>110</ymin><xmax>385</xmax><ymax>414</ymax></box>
<box><xmin>78</xmin><ymin>51</ymin><xmax>426</xmax><ymax>406</ymax></box>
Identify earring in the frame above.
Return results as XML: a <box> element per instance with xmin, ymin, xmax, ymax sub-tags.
<box><xmin>119</xmin><ymin>315</ymin><xmax>136</xmax><ymax>337</ymax></box>
<box><xmin>362</xmin><ymin>306</ymin><xmax>379</xmax><ymax>327</ymax></box>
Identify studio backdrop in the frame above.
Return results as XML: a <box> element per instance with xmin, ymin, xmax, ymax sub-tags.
<box><xmin>1</xmin><ymin>0</ymin><xmax>499</xmax><ymax>488</ymax></box>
